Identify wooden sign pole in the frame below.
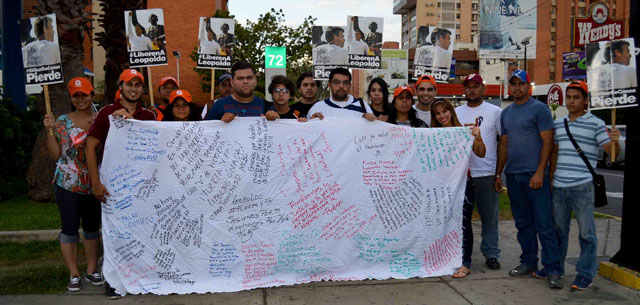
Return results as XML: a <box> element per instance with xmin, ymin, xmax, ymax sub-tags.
<box><xmin>210</xmin><ymin>69</ymin><xmax>216</xmax><ymax>101</ymax></box>
<box><xmin>44</xmin><ymin>85</ymin><xmax>53</xmax><ymax>135</ymax></box>
<box><xmin>611</xmin><ymin>108</ymin><xmax>616</xmax><ymax>162</ymax></box>
<box><xmin>147</xmin><ymin>67</ymin><xmax>154</xmax><ymax>109</ymax></box>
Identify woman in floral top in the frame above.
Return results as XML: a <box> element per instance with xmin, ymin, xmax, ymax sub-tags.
<box><xmin>43</xmin><ymin>77</ymin><xmax>103</xmax><ymax>292</ymax></box>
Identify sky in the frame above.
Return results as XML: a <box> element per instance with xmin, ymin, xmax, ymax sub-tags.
<box><xmin>228</xmin><ymin>0</ymin><xmax>401</xmax><ymax>43</ymax></box>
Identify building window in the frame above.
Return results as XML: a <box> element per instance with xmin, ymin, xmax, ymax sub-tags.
<box><xmin>456</xmin><ymin>34</ymin><xmax>461</xmax><ymax>40</ymax></box>
<box><xmin>411</xmin><ymin>15</ymin><xmax>416</xmax><ymax>23</ymax></box>
<box><xmin>471</xmin><ymin>36</ymin><xmax>474</xmax><ymax>43</ymax></box>
<box><xmin>456</xmin><ymin>13</ymin><xmax>460</xmax><ymax>19</ymax></box>
<box><xmin>551</xmin><ymin>21</ymin><xmax>556</xmax><ymax>27</ymax></box>
<box><xmin>456</xmin><ymin>24</ymin><xmax>460</xmax><ymax>29</ymax></box>
<box><xmin>578</xmin><ymin>8</ymin><xmax>586</xmax><ymax>16</ymax></box>
<box><xmin>457</xmin><ymin>3</ymin><xmax>461</xmax><ymax>9</ymax></box>
<box><xmin>472</xmin><ymin>3</ymin><xmax>478</xmax><ymax>10</ymax></box>
<box><xmin>437</xmin><ymin>2</ymin><xmax>441</xmax><ymax>7</ymax></box>
<box><xmin>551</xmin><ymin>33</ymin><xmax>556</xmax><ymax>41</ymax></box>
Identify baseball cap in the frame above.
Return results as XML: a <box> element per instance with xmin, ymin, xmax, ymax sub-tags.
<box><xmin>567</xmin><ymin>81</ymin><xmax>588</xmax><ymax>95</ymax></box>
<box><xmin>509</xmin><ymin>70</ymin><xmax>529</xmax><ymax>83</ymax></box>
<box><xmin>218</xmin><ymin>73</ymin><xmax>232</xmax><ymax>83</ymax></box>
<box><xmin>393</xmin><ymin>86</ymin><xmax>414</xmax><ymax>98</ymax></box>
<box><xmin>463</xmin><ymin>74</ymin><xmax>484</xmax><ymax>85</ymax></box>
<box><xmin>119</xmin><ymin>69</ymin><xmax>145</xmax><ymax>84</ymax></box>
<box><xmin>158</xmin><ymin>76</ymin><xmax>178</xmax><ymax>88</ymax></box>
<box><xmin>68</xmin><ymin>77</ymin><xmax>93</xmax><ymax>96</ymax></box>
<box><xmin>169</xmin><ymin>89</ymin><xmax>193</xmax><ymax>104</ymax></box>
<box><xmin>416</xmin><ymin>74</ymin><xmax>437</xmax><ymax>88</ymax></box>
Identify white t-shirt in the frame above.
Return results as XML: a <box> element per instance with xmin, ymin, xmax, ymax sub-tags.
<box><xmin>308</xmin><ymin>95</ymin><xmax>372</xmax><ymax>118</ymax></box>
<box><xmin>22</xmin><ymin>40</ymin><xmax>61</xmax><ymax>67</ymax></box>
<box><xmin>348</xmin><ymin>40</ymin><xmax>369</xmax><ymax>55</ymax></box>
<box><xmin>127</xmin><ymin>17</ymin><xmax>153</xmax><ymax>52</ymax></box>
<box><xmin>314</xmin><ymin>44</ymin><xmax>349</xmax><ymax>65</ymax></box>
<box><xmin>200</xmin><ymin>39</ymin><xmax>221</xmax><ymax>55</ymax></box>
<box><xmin>455</xmin><ymin>101</ymin><xmax>502</xmax><ymax>178</ymax></box>
<box><xmin>413</xmin><ymin>104</ymin><xmax>430</xmax><ymax>127</ymax></box>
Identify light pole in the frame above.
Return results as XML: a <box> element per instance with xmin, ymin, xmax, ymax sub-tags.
<box><xmin>172</xmin><ymin>50</ymin><xmax>181</xmax><ymax>85</ymax></box>
<box><xmin>521</xmin><ymin>36</ymin><xmax>532</xmax><ymax>73</ymax></box>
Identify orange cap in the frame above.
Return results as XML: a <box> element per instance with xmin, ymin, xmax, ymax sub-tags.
<box><xmin>416</xmin><ymin>74</ymin><xmax>437</xmax><ymax>89</ymax></box>
<box><xmin>567</xmin><ymin>81</ymin><xmax>588</xmax><ymax>95</ymax></box>
<box><xmin>393</xmin><ymin>85</ymin><xmax>414</xmax><ymax>98</ymax></box>
<box><xmin>119</xmin><ymin>69</ymin><xmax>144</xmax><ymax>84</ymax></box>
<box><xmin>158</xmin><ymin>76</ymin><xmax>178</xmax><ymax>88</ymax></box>
<box><xmin>169</xmin><ymin>89</ymin><xmax>193</xmax><ymax>104</ymax></box>
<box><xmin>68</xmin><ymin>77</ymin><xmax>93</xmax><ymax>96</ymax></box>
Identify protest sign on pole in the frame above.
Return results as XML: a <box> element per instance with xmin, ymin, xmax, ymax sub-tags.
<box><xmin>346</xmin><ymin>16</ymin><xmax>382</xmax><ymax>70</ymax></box>
<box><xmin>586</xmin><ymin>38</ymin><xmax>637</xmax><ymax>110</ymax></box>
<box><xmin>413</xmin><ymin>26</ymin><xmax>455</xmax><ymax>82</ymax></box>
<box><xmin>363</xmin><ymin>49</ymin><xmax>408</xmax><ymax>93</ymax></box>
<box><xmin>197</xmin><ymin>17</ymin><xmax>235</xmax><ymax>69</ymax></box>
<box><xmin>562</xmin><ymin>52</ymin><xmax>587</xmax><ymax>80</ymax></box>
<box><xmin>124</xmin><ymin>9</ymin><xmax>168</xmax><ymax>68</ymax></box>
<box><xmin>478</xmin><ymin>0</ymin><xmax>537</xmax><ymax>59</ymax></box>
<box><xmin>100</xmin><ymin>117</ymin><xmax>473</xmax><ymax>296</ymax></box>
<box><xmin>19</xmin><ymin>13</ymin><xmax>63</xmax><ymax>86</ymax></box>
<box><xmin>265</xmin><ymin>46</ymin><xmax>287</xmax><ymax>101</ymax></box>
<box><xmin>312</xmin><ymin>25</ymin><xmax>349</xmax><ymax>80</ymax></box>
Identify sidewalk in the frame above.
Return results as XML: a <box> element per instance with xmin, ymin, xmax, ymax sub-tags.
<box><xmin>2</xmin><ymin>219</ymin><xmax>639</xmax><ymax>304</ymax></box>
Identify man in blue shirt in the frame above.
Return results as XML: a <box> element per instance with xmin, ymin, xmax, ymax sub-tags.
<box><xmin>494</xmin><ymin>70</ymin><xmax>563</xmax><ymax>289</ymax></box>
<box><xmin>549</xmin><ymin>81</ymin><xmax>620</xmax><ymax>290</ymax></box>
<box><xmin>204</xmin><ymin>61</ymin><xmax>277</xmax><ymax>122</ymax></box>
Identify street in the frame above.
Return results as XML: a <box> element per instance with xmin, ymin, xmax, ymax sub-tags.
<box><xmin>596</xmin><ymin>167</ymin><xmax>625</xmax><ymax>218</ymax></box>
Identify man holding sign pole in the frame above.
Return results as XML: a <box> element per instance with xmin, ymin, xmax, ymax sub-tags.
<box><xmin>549</xmin><ymin>81</ymin><xmax>620</xmax><ymax>290</ymax></box>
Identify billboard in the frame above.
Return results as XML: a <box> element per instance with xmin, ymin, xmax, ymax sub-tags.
<box><xmin>572</xmin><ymin>2</ymin><xmax>624</xmax><ymax>48</ymax></box>
<box><xmin>479</xmin><ymin>0</ymin><xmax>537</xmax><ymax>59</ymax></box>
<box><xmin>562</xmin><ymin>52</ymin><xmax>587</xmax><ymax>80</ymax></box>
<box><xmin>363</xmin><ymin>49</ymin><xmax>408</xmax><ymax>93</ymax></box>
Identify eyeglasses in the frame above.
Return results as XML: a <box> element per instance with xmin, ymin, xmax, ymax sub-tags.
<box><xmin>273</xmin><ymin>88</ymin><xmax>290</xmax><ymax>94</ymax></box>
<box><xmin>330</xmin><ymin>80</ymin><xmax>351</xmax><ymax>86</ymax></box>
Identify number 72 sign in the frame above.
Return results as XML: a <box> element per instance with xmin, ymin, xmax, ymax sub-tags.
<box><xmin>265</xmin><ymin>47</ymin><xmax>286</xmax><ymax>68</ymax></box>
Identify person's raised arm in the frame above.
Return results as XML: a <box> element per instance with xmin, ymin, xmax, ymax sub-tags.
<box><xmin>43</xmin><ymin>114</ymin><xmax>61</xmax><ymax>160</ymax></box>
<box><xmin>86</xmin><ymin>136</ymin><xmax>109</xmax><ymax>202</ymax></box>
<box><xmin>471</xmin><ymin>126</ymin><xmax>486</xmax><ymax>158</ymax></box>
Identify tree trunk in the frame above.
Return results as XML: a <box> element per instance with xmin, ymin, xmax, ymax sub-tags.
<box><xmin>26</xmin><ymin>45</ymin><xmax>84</xmax><ymax>201</ymax></box>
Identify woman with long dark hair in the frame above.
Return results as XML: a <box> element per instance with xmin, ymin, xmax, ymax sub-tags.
<box><xmin>162</xmin><ymin>89</ymin><xmax>202</xmax><ymax>122</ymax></box>
<box><xmin>367</xmin><ymin>77</ymin><xmax>390</xmax><ymax>121</ymax></box>
<box><xmin>430</xmin><ymin>98</ymin><xmax>485</xmax><ymax>279</ymax></box>
<box><xmin>43</xmin><ymin>77</ymin><xmax>103</xmax><ymax>292</ymax></box>
<box><xmin>387</xmin><ymin>86</ymin><xmax>427</xmax><ymax>127</ymax></box>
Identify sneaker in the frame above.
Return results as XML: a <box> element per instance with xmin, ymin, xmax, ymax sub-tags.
<box><xmin>86</xmin><ymin>272</ymin><xmax>104</xmax><ymax>286</ymax></box>
<box><xmin>571</xmin><ymin>275</ymin><xmax>593</xmax><ymax>290</ymax></box>
<box><xmin>509</xmin><ymin>264</ymin><xmax>537</xmax><ymax>277</ymax></box>
<box><xmin>105</xmin><ymin>283</ymin><xmax>121</xmax><ymax>300</ymax></box>
<box><xmin>68</xmin><ymin>276</ymin><xmax>81</xmax><ymax>292</ymax></box>
<box><xmin>532</xmin><ymin>268</ymin><xmax>548</xmax><ymax>279</ymax></box>
<box><xmin>485</xmin><ymin>258</ymin><xmax>501</xmax><ymax>270</ymax></box>
<box><xmin>548</xmin><ymin>274</ymin><xmax>563</xmax><ymax>289</ymax></box>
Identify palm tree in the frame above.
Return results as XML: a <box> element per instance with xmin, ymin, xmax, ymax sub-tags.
<box><xmin>26</xmin><ymin>0</ymin><xmax>95</xmax><ymax>200</ymax></box>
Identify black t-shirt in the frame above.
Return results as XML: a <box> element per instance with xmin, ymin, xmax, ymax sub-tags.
<box><xmin>290</xmin><ymin>101</ymin><xmax>317</xmax><ymax>118</ymax></box>
<box><xmin>372</xmin><ymin>107</ymin><xmax>389</xmax><ymax>118</ymax></box>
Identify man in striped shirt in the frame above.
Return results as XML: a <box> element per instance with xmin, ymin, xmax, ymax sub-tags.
<box><xmin>549</xmin><ymin>81</ymin><xmax>620</xmax><ymax>290</ymax></box>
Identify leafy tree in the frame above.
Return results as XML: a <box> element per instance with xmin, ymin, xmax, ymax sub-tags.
<box><xmin>190</xmin><ymin>9</ymin><xmax>316</xmax><ymax>98</ymax></box>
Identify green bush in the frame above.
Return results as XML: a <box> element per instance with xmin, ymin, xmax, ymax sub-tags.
<box><xmin>0</xmin><ymin>89</ymin><xmax>42</xmax><ymax>200</ymax></box>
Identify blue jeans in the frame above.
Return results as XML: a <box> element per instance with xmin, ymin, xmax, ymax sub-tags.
<box><xmin>552</xmin><ymin>182</ymin><xmax>597</xmax><ymax>280</ymax></box>
<box><xmin>462</xmin><ymin>178</ymin><xmax>475</xmax><ymax>268</ymax></box>
<box><xmin>506</xmin><ymin>173</ymin><xmax>562</xmax><ymax>274</ymax></box>
<box><xmin>472</xmin><ymin>176</ymin><xmax>501</xmax><ymax>260</ymax></box>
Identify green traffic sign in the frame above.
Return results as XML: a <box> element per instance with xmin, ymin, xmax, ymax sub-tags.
<box><xmin>265</xmin><ymin>46</ymin><xmax>286</xmax><ymax>68</ymax></box>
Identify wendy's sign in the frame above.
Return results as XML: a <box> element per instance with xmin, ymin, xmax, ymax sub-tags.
<box><xmin>572</xmin><ymin>2</ymin><xmax>624</xmax><ymax>48</ymax></box>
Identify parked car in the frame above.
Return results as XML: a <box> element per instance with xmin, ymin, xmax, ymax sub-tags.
<box><xmin>597</xmin><ymin>125</ymin><xmax>625</xmax><ymax>168</ymax></box>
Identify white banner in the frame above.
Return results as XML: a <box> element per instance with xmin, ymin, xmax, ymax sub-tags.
<box><xmin>101</xmin><ymin>117</ymin><xmax>473</xmax><ymax>295</ymax></box>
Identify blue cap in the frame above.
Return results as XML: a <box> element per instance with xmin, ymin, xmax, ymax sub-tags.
<box><xmin>509</xmin><ymin>70</ymin><xmax>529</xmax><ymax>83</ymax></box>
<box><xmin>218</xmin><ymin>73</ymin><xmax>232</xmax><ymax>83</ymax></box>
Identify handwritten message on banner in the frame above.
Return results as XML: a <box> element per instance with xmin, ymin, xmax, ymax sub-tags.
<box><xmin>101</xmin><ymin>117</ymin><xmax>473</xmax><ymax>295</ymax></box>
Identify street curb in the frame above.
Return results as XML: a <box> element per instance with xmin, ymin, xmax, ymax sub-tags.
<box><xmin>598</xmin><ymin>261</ymin><xmax>640</xmax><ymax>290</ymax></box>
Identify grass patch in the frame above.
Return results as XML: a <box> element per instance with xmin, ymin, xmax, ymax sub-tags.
<box><xmin>0</xmin><ymin>240</ymin><xmax>87</xmax><ymax>294</ymax></box>
<box><xmin>0</xmin><ymin>194</ymin><xmax>60</xmax><ymax>231</ymax></box>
